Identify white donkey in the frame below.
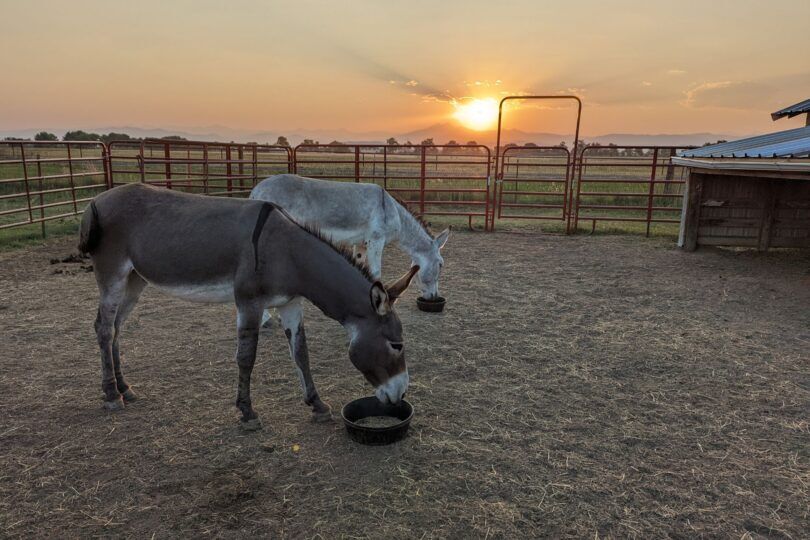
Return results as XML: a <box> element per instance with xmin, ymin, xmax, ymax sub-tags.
<box><xmin>250</xmin><ymin>174</ymin><xmax>449</xmax><ymax>304</ymax></box>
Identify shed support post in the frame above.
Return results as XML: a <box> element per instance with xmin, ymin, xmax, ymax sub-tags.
<box><xmin>757</xmin><ymin>182</ymin><xmax>777</xmax><ymax>252</ymax></box>
<box><xmin>679</xmin><ymin>172</ymin><xmax>703</xmax><ymax>251</ymax></box>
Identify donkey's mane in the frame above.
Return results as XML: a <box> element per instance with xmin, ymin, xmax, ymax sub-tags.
<box><xmin>273</xmin><ymin>205</ymin><xmax>374</xmax><ymax>284</ymax></box>
<box><xmin>389</xmin><ymin>195</ymin><xmax>434</xmax><ymax>237</ymax></box>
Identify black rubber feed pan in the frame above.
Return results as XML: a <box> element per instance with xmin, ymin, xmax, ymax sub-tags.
<box><xmin>416</xmin><ymin>296</ymin><xmax>446</xmax><ymax>312</ymax></box>
<box><xmin>342</xmin><ymin>397</ymin><xmax>414</xmax><ymax>445</ymax></box>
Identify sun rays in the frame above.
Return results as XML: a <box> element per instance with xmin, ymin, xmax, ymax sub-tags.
<box><xmin>451</xmin><ymin>97</ymin><xmax>499</xmax><ymax>131</ymax></box>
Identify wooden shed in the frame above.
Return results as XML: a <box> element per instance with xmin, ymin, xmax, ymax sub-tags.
<box><xmin>674</xmin><ymin>124</ymin><xmax>810</xmax><ymax>251</ymax></box>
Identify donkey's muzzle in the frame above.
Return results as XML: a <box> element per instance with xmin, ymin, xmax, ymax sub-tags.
<box><xmin>375</xmin><ymin>371</ymin><xmax>409</xmax><ymax>405</ymax></box>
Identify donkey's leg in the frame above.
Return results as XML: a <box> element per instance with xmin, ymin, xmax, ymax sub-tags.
<box><xmin>365</xmin><ymin>235</ymin><xmax>385</xmax><ymax>280</ymax></box>
<box><xmin>112</xmin><ymin>272</ymin><xmax>147</xmax><ymax>403</ymax></box>
<box><xmin>260</xmin><ymin>308</ymin><xmax>273</xmax><ymax>329</ymax></box>
<box><xmin>234</xmin><ymin>302</ymin><xmax>263</xmax><ymax>431</ymax></box>
<box><xmin>278</xmin><ymin>298</ymin><xmax>332</xmax><ymax>422</ymax></box>
<box><xmin>94</xmin><ymin>270</ymin><xmax>131</xmax><ymax>411</ymax></box>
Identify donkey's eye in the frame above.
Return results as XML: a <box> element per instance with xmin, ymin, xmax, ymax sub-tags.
<box><xmin>390</xmin><ymin>342</ymin><xmax>403</xmax><ymax>352</ymax></box>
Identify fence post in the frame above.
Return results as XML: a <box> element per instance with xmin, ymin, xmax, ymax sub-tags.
<box><xmin>163</xmin><ymin>142</ymin><xmax>172</xmax><ymax>189</ymax></box>
<box><xmin>139</xmin><ymin>141</ymin><xmax>146</xmax><ymax>183</ymax></box>
<box><xmin>354</xmin><ymin>146</ymin><xmax>360</xmax><ymax>182</ymax></box>
<box><xmin>36</xmin><ymin>153</ymin><xmax>45</xmax><ymax>237</ymax></box>
<box><xmin>383</xmin><ymin>146</ymin><xmax>388</xmax><ymax>190</ymax></box>
<box><xmin>19</xmin><ymin>144</ymin><xmax>34</xmax><ymax>226</ymax></box>
<box><xmin>226</xmin><ymin>145</ymin><xmax>233</xmax><ymax>194</ymax></box>
<box><xmin>203</xmin><ymin>144</ymin><xmax>209</xmax><ymax>194</ymax></box>
<box><xmin>252</xmin><ymin>146</ymin><xmax>259</xmax><ymax>186</ymax></box>
<box><xmin>572</xmin><ymin>149</ymin><xmax>584</xmax><ymax>233</ymax></box>
<box><xmin>646</xmin><ymin>148</ymin><xmax>659</xmax><ymax>237</ymax></box>
<box><xmin>562</xmin><ymin>149</ymin><xmax>571</xmax><ymax>234</ymax></box>
<box><xmin>66</xmin><ymin>144</ymin><xmax>78</xmax><ymax>214</ymax></box>
<box><xmin>496</xmin><ymin>153</ymin><xmax>505</xmax><ymax>221</ymax></box>
<box><xmin>419</xmin><ymin>146</ymin><xmax>426</xmax><ymax>215</ymax></box>
<box><xmin>102</xmin><ymin>143</ymin><xmax>112</xmax><ymax>189</ymax></box>
<box><xmin>484</xmin><ymin>147</ymin><xmax>491</xmax><ymax>232</ymax></box>
<box><xmin>489</xmin><ymin>151</ymin><xmax>498</xmax><ymax>231</ymax></box>
<box><xmin>574</xmin><ymin>150</ymin><xmax>584</xmax><ymax>232</ymax></box>
<box><xmin>238</xmin><ymin>146</ymin><xmax>245</xmax><ymax>192</ymax></box>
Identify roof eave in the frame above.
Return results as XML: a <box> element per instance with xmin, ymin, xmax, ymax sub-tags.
<box><xmin>672</xmin><ymin>157</ymin><xmax>810</xmax><ymax>172</ymax></box>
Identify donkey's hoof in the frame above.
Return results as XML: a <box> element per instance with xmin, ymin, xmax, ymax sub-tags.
<box><xmin>240</xmin><ymin>418</ymin><xmax>263</xmax><ymax>432</ymax></box>
<box><xmin>122</xmin><ymin>389</ymin><xmax>138</xmax><ymax>403</ymax></box>
<box><xmin>103</xmin><ymin>396</ymin><xmax>125</xmax><ymax>411</ymax></box>
<box><xmin>312</xmin><ymin>409</ymin><xmax>334</xmax><ymax>423</ymax></box>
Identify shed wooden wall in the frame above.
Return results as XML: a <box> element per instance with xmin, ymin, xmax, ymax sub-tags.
<box><xmin>680</xmin><ymin>172</ymin><xmax>810</xmax><ymax>250</ymax></box>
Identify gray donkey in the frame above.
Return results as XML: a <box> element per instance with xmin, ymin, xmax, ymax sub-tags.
<box><xmin>78</xmin><ymin>183</ymin><xmax>418</xmax><ymax>430</ymax></box>
<box><xmin>251</xmin><ymin>174</ymin><xmax>449</xmax><ymax>298</ymax></box>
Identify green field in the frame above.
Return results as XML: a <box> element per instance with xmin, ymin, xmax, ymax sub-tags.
<box><xmin>0</xmin><ymin>142</ymin><xmax>686</xmax><ymax>249</ymax></box>
<box><xmin>0</xmin><ymin>144</ymin><xmax>107</xmax><ymax>248</ymax></box>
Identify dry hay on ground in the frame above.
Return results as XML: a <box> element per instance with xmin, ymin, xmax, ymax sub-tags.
<box><xmin>0</xmin><ymin>231</ymin><xmax>808</xmax><ymax>538</ymax></box>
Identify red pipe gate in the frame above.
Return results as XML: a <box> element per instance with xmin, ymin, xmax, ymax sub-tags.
<box><xmin>108</xmin><ymin>139</ymin><xmax>292</xmax><ymax>195</ymax></box>
<box><xmin>573</xmin><ymin>146</ymin><xmax>693</xmax><ymax>235</ymax></box>
<box><xmin>491</xmin><ymin>96</ymin><xmax>582</xmax><ymax>231</ymax></box>
<box><xmin>496</xmin><ymin>145</ymin><xmax>572</xmax><ymax>225</ymax></box>
<box><xmin>0</xmin><ymin>141</ymin><xmax>108</xmax><ymax>234</ymax></box>
<box><xmin>490</xmin><ymin>96</ymin><xmax>694</xmax><ymax>235</ymax></box>
<box><xmin>294</xmin><ymin>143</ymin><xmax>491</xmax><ymax>228</ymax></box>
<box><xmin>490</xmin><ymin>145</ymin><xmax>692</xmax><ymax>234</ymax></box>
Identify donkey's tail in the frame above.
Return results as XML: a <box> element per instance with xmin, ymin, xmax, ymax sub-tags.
<box><xmin>78</xmin><ymin>200</ymin><xmax>102</xmax><ymax>254</ymax></box>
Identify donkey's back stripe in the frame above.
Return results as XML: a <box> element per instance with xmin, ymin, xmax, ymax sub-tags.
<box><xmin>252</xmin><ymin>203</ymin><xmax>275</xmax><ymax>271</ymax></box>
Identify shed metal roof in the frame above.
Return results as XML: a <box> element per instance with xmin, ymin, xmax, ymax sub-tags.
<box><xmin>678</xmin><ymin>126</ymin><xmax>810</xmax><ymax>159</ymax></box>
<box><xmin>771</xmin><ymin>98</ymin><xmax>810</xmax><ymax>121</ymax></box>
<box><xmin>671</xmin><ymin>157</ymin><xmax>810</xmax><ymax>173</ymax></box>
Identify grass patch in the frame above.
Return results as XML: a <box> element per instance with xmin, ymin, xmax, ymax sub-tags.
<box><xmin>0</xmin><ymin>218</ymin><xmax>79</xmax><ymax>252</ymax></box>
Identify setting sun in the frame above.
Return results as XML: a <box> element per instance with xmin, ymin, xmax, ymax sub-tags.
<box><xmin>452</xmin><ymin>98</ymin><xmax>499</xmax><ymax>131</ymax></box>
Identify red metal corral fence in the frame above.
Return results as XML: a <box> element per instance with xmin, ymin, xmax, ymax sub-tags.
<box><xmin>0</xmin><ymin>136</ymin><xmax>704</xmax><ymax>240</ymax></box>
<box><xmin>495</xmin><ymin>145</ymin><xmax>573</xmax><ymax>230</ymax></box>
<box><xmin>108</xmin><ymin>139</ymin><xmax>292</xmax><ymax>196</ymax></box>
<box><xmin>294</xmin><ymin>143</ymin><xmax>491</xmax><ymax>228</ymax></box>
<box><xmin>573</xmin><ymin>146</ymin><xmax>694</xmax><ymax>235</ymax></box>
<box><xmin>0</xmin><ymin>141</ymin><xmax>108</xmax><ymax>234</ymax></box>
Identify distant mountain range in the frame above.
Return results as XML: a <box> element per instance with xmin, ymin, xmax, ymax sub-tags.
<box><xmin>1</xmin><ymin>122</ymin><xmax>744</xmax><ymax>148</ymax></box>
<box><xmin>397</xmin><ymin>123</ymin><xmax>741</xmax><ymax>148</ymax></box>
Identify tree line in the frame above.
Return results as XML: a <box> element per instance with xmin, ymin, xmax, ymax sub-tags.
<box><xmin>5</xmin><ymin>132</ymin><xmax>728</xmax><ymax>155</ymax></box>
<box><xmin>2</xmin><ymin>131</ymin><xmax>189</xmax><ymax>143</ymax></box>
<box><xmin>275</xmin><ymin>136</ymin><xmax>488</xmax><ymax>154</ymax></box>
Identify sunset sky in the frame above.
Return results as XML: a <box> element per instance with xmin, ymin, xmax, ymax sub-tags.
<box><xmin>1</xmin><ymin>0</ymin><xmax>809</xmax><ymax>139</ymax></box>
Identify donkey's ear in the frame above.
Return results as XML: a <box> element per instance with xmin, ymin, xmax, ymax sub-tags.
<box><xmin>385</xmin><ymin>265</ymin><xmax>420</xmax><ymax>304</ymax></box>
<box><xmin>434</xmin><ymin>228</ymin><xmax>450</xmax><ymax>249</ymax></box>
<box><xmin>369</xmin><ymin>281</ymin><xmax>390</xmax><ymax>316</ymax></box>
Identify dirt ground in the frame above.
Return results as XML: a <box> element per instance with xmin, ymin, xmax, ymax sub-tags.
<box><xmin>0</xmin><ymin>231</ymin><xmax>808</xmax><ymax>538</ymax></box>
